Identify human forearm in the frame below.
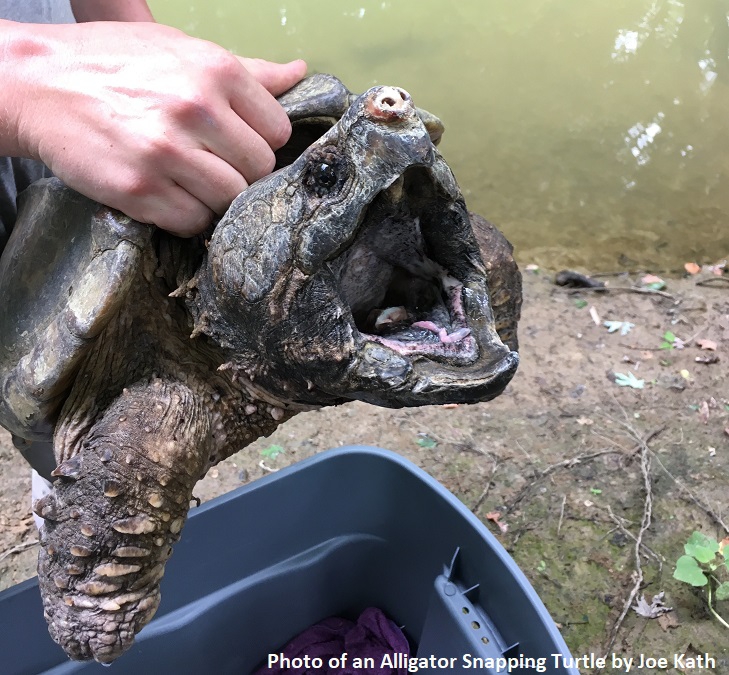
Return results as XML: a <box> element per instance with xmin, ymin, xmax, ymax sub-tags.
<box><xmin>70</xmin><ymin>0</ymin><xmax>155</xmax><ymax>23</ymax></box>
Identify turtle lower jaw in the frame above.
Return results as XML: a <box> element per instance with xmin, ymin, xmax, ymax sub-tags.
<box><xmin>357</xmin><ymin>273</ymin><xmax>478</xmax><ymax>362</ymax></box>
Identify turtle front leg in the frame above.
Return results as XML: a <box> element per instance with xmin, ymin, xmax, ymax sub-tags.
<box><xmin>34</xmin><ymin>379</ymin><xmax>211</xmax><ymax>663</ymax></box>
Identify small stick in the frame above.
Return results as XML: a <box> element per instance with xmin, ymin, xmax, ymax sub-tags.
<box><xmin>504</xmin><ymin>449</ymin><xmax>622</xmax><ymax>515</ymax></box>
<box><xmin>603</xmin><ymin>425</ymin><xmax>659</xmax><ymax>658</ymax></box>
<box><xmin>560</xmin><ymin>286</ymin><xmax>675</xmax><ymax>299</ymax></box>
<box><xmin>650</xmin><ymin>453</ymin><xmax>729</xmax><ymax>534</ymax></box>
<box><xmin>696</xmin><ymin>277</ymin><xmax>729</xmax><ymax>288</ymax></box>
<box><xmin>557</xmin><ymin>494</ymin><xmax>567</xmax><ymax>537</ymax></box>
<box><xmin>0</xmin><ymin>539</ymin><xmax>38</xmax><ymax>563</ymax></box>
<box><xmin>471</xmin><ymin>460</ymin><xmax>499</xmax><ymax>513</ymax></box>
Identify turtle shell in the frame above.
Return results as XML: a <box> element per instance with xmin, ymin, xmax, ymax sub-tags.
<box><xmin>0</xmin><ymin>179</ymin><xmax>153</xmax><ymax>440</ymax></box>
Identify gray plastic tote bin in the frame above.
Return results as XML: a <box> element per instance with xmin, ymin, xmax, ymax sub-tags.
<box><xmin>0</xmin><ymin>446</ymin><xmax>579</xmax><ymax>674</ymax></box>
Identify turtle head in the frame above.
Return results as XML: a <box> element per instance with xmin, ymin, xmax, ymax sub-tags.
<box><xmin>195</xmin><ymin>84</ymin><xmax>519</xmax><ymax>408</ymax></box>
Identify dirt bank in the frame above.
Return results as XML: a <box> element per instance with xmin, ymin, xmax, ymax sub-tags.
<box><xmin>2</xmin><ymin>268</ymin><xmax>728</xmax><ymax>673</ymax></box>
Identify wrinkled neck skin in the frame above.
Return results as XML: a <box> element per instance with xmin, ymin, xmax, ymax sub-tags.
<box><xmin>54</xmin><ymin>237</ymin><xmax>303</xmax><ymax>471</ymax></box>
<box><xmin>40</xmin><ymin>237</ymin><xmax>307</xmax><ymax>664</ymax></box>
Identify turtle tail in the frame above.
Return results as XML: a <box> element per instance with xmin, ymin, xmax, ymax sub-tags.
<box><xmin>34</xmin><ymin>380</ymin><xmax>210</xmax><ymax>663</ymax></box>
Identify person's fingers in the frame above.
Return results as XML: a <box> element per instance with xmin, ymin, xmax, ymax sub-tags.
<box><xmin>225</xmin><ymin>75</ymin><xmax>293</xmax><ymax>152</ymax></box>
<box><xmin>169</xmin><ymin>148</ymin><xmax>248</xmax><ymax>215</ymax></box>
<box><xmin>236</xmin><ymin>57</ymin><xmax>308</xmax><ymax>97</ymax></box>
<box><xmin>194</xmin><ymin>105</ymin><xmax>278</xmax><ymax>183</ymax></box>
<box><xmin>142</xmin><ymin>186</ymin><xmax>215</xmax><ymax>236</ymax></box>
<box><xmin>109</xmin><ymin>180</ymin><xmax>215</xmax><ymax>236</ymax></box>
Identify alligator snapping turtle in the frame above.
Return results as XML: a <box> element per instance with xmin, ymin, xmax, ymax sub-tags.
<box><xmin>0</xmin><ymin>74</ymin><xmax>521</xmax><ymax>662</ymax></box>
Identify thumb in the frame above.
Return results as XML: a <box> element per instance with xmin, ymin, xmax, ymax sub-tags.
<box><xmin>237</xmin><ymin>57</ymin><xmax>308</xmax><ymax>96</ymax></box>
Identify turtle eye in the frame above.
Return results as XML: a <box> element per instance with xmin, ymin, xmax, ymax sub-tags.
<box><xmin>304</xmin><ymin>155</ymin><xmax>345</xmax><ymax>197</ymax></box>
<box><xmin>316</xmin><ymin>163</ymin><xmax>338</xmax><ymax>189</ymax></box>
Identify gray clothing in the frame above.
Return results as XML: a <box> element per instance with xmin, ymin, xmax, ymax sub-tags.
<box><xmin>0</xmin><ymin>0</ymin><xmax>74</xmax><ymax>25</ymax></box>
<box><xmin>0</xmin><ymin>0</ymin><xmax>76</xmax><ymax>252</ymax></box>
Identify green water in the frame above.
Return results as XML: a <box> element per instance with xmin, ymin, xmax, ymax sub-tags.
<box><xmin>149</xmin><ymin>0</ymin><xmax>729</xmax><ymax>270</ymax></box>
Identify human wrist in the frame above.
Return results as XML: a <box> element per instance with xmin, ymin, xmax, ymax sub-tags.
<box><xmin>0</xmin><ymin>20</ymin><xmax>53</xmax><ymax>159</ymax></box>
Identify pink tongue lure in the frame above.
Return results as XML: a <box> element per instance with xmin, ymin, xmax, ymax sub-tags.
<box><xmin>412</xmin><ymin>321</ymin><xmax>471</xmax><ymax>344</ymax></box>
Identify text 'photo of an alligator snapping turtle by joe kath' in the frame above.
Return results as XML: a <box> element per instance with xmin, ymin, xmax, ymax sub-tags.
<box><xmin>0</xmin><ymin>74</ymin><xmax>522</xmax><ymax>663</ymax></box>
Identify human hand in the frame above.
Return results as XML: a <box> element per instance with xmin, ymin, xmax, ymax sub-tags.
<box><xmin>5</xmin><ymin>21</ymin><xmax>306</xmax><ymax>235</ymax></box>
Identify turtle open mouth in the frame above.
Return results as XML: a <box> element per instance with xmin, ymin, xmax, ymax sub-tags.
<box><xmin>328</xmin><ymin>166</ymin><xmax>482</xmax><ymax>362</ymax></box>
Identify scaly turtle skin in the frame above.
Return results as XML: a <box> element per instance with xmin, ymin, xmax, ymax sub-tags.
<box><xmin>0</xmin><ymin>75</ymin><xmax>521</xmax><ymax>663</ymax></box>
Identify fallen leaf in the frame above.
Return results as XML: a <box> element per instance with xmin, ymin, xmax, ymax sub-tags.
<box><xmin>641</xmin><ymin>274</ymin><xmax>666</xmax><ymax>290</ymax></box>
<box><xmin>485</xmin><ymin>511</ymin><xmax>508</xmax><ymax>534</ymax></box>
<box><xmin>642</xmin><ymin>274</ymin><xmax>663</xmax><ymax>284</ymax></box>
<box><xmin>698</xmin><ymin>400</ymin><xmax>710</xmax><ymax>424</ymax></box>
<box><xmin>709</xmin><ymin>259</ymin><xmax>727</xmax><ymax>276</ymax></box>
<box><xmin>633</xmin><ymin>591</ymin><xmax>672</xmax><ymax>618</ymax></box>
<box><xmin>416</xmin><ymin>434</ymin><xmax>437</xmax><ymax>449</ymax></box>
<box><xmin>260</xmin><ymin>444</ymin><xmax>285</xmax><ymax>459</ymax></box>
<box><xmin>614</xmin><ymin>371</ymin><xmax>645</xmax><ymax>389</ymax></box>
<box><xmin>657</xmin><ymin>611</ymin><xmax>680</xmax><ymax>631</ymax></box>
<box><xmin>696</xmin><ymin>339</ymin><xmax>717</xmax><ymax>351</ymax></box>
<box><xmin>684</xmin><ymin>262</ymin><xmax>700</xmax><ymax>275</ymax></box>
<box><xmin>604</xmin><ymin>320</ymin><xmax>635</xmax><ymax>336</ymax></box>
<box><xmin>576</xmin><ymin>416</ymin><xmax>594</xmax><ymax>426</ymax></box>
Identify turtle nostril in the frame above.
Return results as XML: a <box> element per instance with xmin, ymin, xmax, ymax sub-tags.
<box><xmin>366</xmin><ymin>86</ymin><xmax>414</xmax><ymax>122</ymax></box>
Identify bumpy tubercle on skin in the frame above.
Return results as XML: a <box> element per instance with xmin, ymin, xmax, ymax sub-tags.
<box><xmin>35</xmin><ymin>253</ymin><xmax>297</xmax><ymax>663</ymax></box>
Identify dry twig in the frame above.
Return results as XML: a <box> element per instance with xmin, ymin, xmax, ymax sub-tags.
<box><xmin>471</xmin><ymin>460</ymin><xmax>500</xmax><ymax>513</ymax></box>
<box><xmin>0</xmin><ymin>539</ymin><xmax>38</xmax><ymax>563</ymax></box>
<box><xmin>650</xmin><ymin>453</ymin><xmax>729</xmax><ymax>534</ymax></box>
<box><xmin>504</xmin><ymin>449</ymin><xmax>621</xmax><ymax>515</ymax></box>
<box><xmin>557</xmin><ymin>494</ymin><xmax>567</xmax><ymax>537</ymax></box>
<box><xmin>560</xmin><ymin>286</ymin><xmax>675</xmax><ymax>300</ymax></box>
<box><xmin>602</xmin><ymin>424</ymin><xmax>660</xmax><ymax>658</ymax></box>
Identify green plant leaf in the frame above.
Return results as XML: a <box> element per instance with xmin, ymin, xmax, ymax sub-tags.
<box><xmin>716</xmin><ymin>582</ymin><xmax>729</xmax><ymax>601</ymax></box>
<box><xmin>260</xmin><ymin>444</ymin><xmax>284</xmax><ymax>459</ymax></box>
<box><xmin>674</xmin><ymin>555</ymin><xmax>708</xmax><ymax>586</ymax></box>
<box><xmin>574</xmin><ymin>299</ymin><xmax>588</xmax><ymax>309</ymax></box>
<box><xmin>537</xmin><ymin>560</ymin><xmax>546</xmax><ymax>572</ymax></box>
<box><xmin>685</xmin><ymin>531</ymin><xmax>719</xmax><ymax>563</ymax></box>
<box><xmin>590</xmin><ymin>488</ymin><xmax>602</xmax><ymax>495</ymax></box>
<box><xmin>416</xmin><ymin>435</ymin><xmax>437</xmax><ymax>449</ymax></box>
<box><xmin>660</xmin><ymin>330</ymin><xmax>676</xmax><ymax>350</ymax></box>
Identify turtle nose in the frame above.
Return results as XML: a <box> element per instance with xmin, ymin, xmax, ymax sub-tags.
<box><xmin>364</xmin><ymin>86</ymin><xmax>416</xmax><ymax>123</ymax></box>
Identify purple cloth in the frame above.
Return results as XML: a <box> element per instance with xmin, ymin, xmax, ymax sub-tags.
<box><xmin>257</xmin><ymin>607</ymin><xmax>410</xmax><ymax>675</ymax></box>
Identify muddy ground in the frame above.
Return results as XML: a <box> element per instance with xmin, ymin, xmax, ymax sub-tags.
<box><xmin>1</xmin><ymin>268</ymin><xmax>728</xmax><ymax>674</ymax></box>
